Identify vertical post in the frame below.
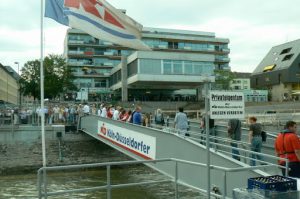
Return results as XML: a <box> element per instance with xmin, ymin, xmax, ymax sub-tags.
<box><xmin>223</xmin><ymin>171</ymin><xmax>227</xmax><ymax>199</ymax></box>
<box><xmin>285</xmin><ymin>159</ymin><xmax>289</xmax><ymax>177</ymax></box>
<box><xmin>205</xmin><ymin>82</ymin><xmax>211</xmax><ymax>198</ymax></box>
<box><xmin>107</xmin><ymin>165</ymin><xmax>111</xmax><ymax>199</ymax></box>
<box><xmin>174</xmin><ymin>161</ymin><xmax>178</xmax><ymax>199</ymax></box>
<box><xmin>37</xmin><ymin>169</ymin><xmax>42</xmax><ymax>199</ymax></box>
<box><xmin>40</xmin><ymin>0</ymin><xmax>47</xmax><ymax>198</ymax></box>
<box><xmin>121</xmin><ymin>56</ymin><xmax>128</xmax><ymax>102</ymax></box>
<box><xmin>6</xmin><ymin>74</ymin><xmax>8</xmax><ymax>104</ymax></box>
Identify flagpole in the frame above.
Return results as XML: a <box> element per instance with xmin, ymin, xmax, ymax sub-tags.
<box><xmin>40</xmin><ymin>0</ymin><xmax>46</xmax><ymax>168</ymax></box>
<box><xmin>41</xmin><ymin>0</ymin><xmax>48</xmax><ymax>198</ymax></box>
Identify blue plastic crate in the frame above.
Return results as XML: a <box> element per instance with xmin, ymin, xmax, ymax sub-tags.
<box><xmin>248</xmin><ymin>175</ymin><xmax>297</xmax><ymax>192</ymax></box>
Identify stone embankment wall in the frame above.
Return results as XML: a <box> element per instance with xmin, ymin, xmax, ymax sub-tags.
<box><xmin>0</xmin><ymin>126</ymin><xmax>131</xmax><ymax>175</ymax></box>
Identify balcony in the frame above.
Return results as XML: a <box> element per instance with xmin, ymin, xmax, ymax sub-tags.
<box><xmin>68</xmin><ymin>51</ymin><xmax>84</xmax><ymax>55</ymax></box>
<box><xmin>73</xmin><ymin>72</ymin><xmax>110</xmax><ymax>77</ymax></box>
<box><xmin>221</xmin><ymin>48</ymin><xmax>230</xmax><ymax>53</ymax></box>
<box><xmin>84</xmin><ymin>51</ymin><xmax>94</xmax><ymax>56</ymax></box>
<box><xmin>215</xmin><ymin>57</ymin><xmax>230</xmax><ymax>62</ymax></box>
<box><xmin>158</xmin><ymin>45</ymin><xmax>167</xmax><ymax>49</ymax></box>
<box><xmin>68</xmin><ymin>40</ymin><xmax>84</xmax><ymax>44</ymax></box>
<box><xmin>183</xmin><ymin>46</ymin><xmax>192</xmax><ymax>50</ymax></box>
<box><xmin>104</xmin><ymin>52</ymin><xmax>114</xmax><ymax>56</ymax></box>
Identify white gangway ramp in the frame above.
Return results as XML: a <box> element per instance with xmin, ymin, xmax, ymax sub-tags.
<box><xmin>79</xmin><ymin>115</ymin><xmax>271</xmax><ymax>198</ymax></box>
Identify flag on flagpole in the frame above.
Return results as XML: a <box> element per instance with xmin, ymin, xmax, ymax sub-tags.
<box><xmin>45</xmin><ymin>0</ymin><xmax>151</xmax><ymax>50</ymax></box>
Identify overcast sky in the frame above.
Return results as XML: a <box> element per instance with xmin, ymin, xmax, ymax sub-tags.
<box><xmin>1</xmin><ymin>0</ymin><xmax>300</xmax><ymax>73</ymax></box>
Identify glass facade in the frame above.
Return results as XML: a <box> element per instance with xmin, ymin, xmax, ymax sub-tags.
<box><xmin>160</xmin><ymin>59</ymin><xmax>214</xmax><ymax>75</ymax></box>
<box><xmin>135</xmin><ymin>59</ymin><xmax>215</xmax><ymax>76</ymax></box>
<box><xmin>127</xmin><ymin>60</ymin><xmax>138</xmax><ymax>77</ymax></box>
<box><xmin>139</xmin><ymin>59</ymin><xmax>161</xmax><ymax>74</ymax></box>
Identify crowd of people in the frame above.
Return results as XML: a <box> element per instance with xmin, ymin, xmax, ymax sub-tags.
<box><xmin>0</xmin><ymin>103</ymin><xmax>159</xmax><ymax>127</ymax></box>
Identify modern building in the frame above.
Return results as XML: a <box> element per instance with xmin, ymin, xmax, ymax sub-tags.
<box><xmin>229</xmin><ymin>72</ymin><xmax>251</xmax><ymax>90</ymax></box>
<box><xmin>0</xmin><ymin>63</ymin><xmax>20</xmax><ymax>105</ymax></box>
<box><xmin>229</xmin><ymin>72</ymin><xmax>268</xmax><ymax>102</ymax></box>
<box><xmin>65</xmin><ymin>27</ymin><xmax>230</xmax><ymax>101</ymax></box>
<box><xmin>251</xmin><ymin>39</ymin><xmax>300</xmax><ymax>101</ymax></box>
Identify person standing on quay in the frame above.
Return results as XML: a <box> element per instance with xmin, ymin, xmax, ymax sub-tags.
<box><xmin>275</xmin><ymin>121</ymin><xmax>300</xmax><ymax>177</ymax></box>
<box><xmin>200</xmin><ymin>114</ymin><xmax>215</xmax><ymax>145</ymax></box>
<box><xmin>154</xmin><ymin>108</ymin><xmax>165</xmax><ymax>128</ymax></box>
<box><xmin>174</xmin><ymin>107</ymin><xmax>188</xmax><ymax>136</ymax></box>
<box><xmin>133</xmin><ymin>106</ymin><xmax>142</xmax><ymax>125</ymax></box>
<box><xmin>228</xmin><ymin>119</ymin><xmax>242</xmax><ymax>161</ymax></box>
<box><xmin>83</xmin><ymin>103</ymin><xmax>90</xmax><ymax>115</ymax></box>
<box><xmin>248</xmin><ymin>116</ymin><xmax>263</xmax><ymax>166</ymax></box>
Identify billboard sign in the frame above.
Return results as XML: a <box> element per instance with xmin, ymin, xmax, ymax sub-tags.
<box><xmin>97</xmin><ymin>122</ymin><xmax>156</xmax><ymax>160</ymax></box>
<box><xmin>210</xmin><ymin>91</ymin><xmax>245</xmax><ymax>119</ymax></box>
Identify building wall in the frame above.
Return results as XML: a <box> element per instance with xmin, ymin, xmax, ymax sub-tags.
<box><xmin>271</xmin><ymin>83</ymin><xmax>292</xmax><ymax>102</ymax></box>
<box><xmin>230</xmin><ymin>78</ymin><xmax>250</xmax><ymax>90</ymax></box>
<box><xmin>0</xmin><ymin>65</ymin><xmax>19</xmax><ymax>105</ymax></box>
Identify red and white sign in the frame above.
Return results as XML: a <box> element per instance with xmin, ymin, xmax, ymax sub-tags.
<box><xmin>98</xmin><ymin>121</ymin><xmax>156</xmax><ymax>159</ymax></box>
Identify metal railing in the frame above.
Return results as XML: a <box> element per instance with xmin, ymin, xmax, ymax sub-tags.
<box><xmin>150</xmin><ymin>122</ymin><xmax>289</xmax><ymax>176</ymax></box>
<box><xmin>38</xmin><ymin>159</ymin><xmax>174</xmax><ymax>199</ymax></box>
<box><xmin>37</xmin><ymin>157</ymin><xmax>284</xmax><ymax>199</ymax></box>
<box><xmin>36</xmin><ymin>116</ymin><xmax>289</xmax><ymax>199</ymax></box>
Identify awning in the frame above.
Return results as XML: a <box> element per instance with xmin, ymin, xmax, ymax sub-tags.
<box><xmin>263</xmin><ymin>64</ymin><xmax>276</xmax><ymax>72</ymax></box>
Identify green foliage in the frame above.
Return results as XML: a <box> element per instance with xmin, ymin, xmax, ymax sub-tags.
<box><xmin>213</xmin><ymin>69</ymin><xmax>236</xmax><ymax>90</ymax></box>
<box><xmin>19</xmin><ymin>54</ymin><xmax>76</xmax><ymax>100</ymax></box>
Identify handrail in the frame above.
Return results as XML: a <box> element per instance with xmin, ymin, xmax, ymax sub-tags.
<box><xmin>153</xmin><ymin>125</ymin><xmax>289</xmax><ymax>174</ymax></box>
<box><xmin>75</xmin><ymin>116</ymin><xmax>290</xmax><ymax>198</ymax></box>
<box><xmin>37</xmin><ymin>157</ymin><xmax>280</xmax><ymax>199</ymax></box>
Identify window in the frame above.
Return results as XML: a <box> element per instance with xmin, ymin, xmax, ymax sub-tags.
<box><xmin>139</xmin><ymin>59</ymin><xmax>161</xmax><ymax>74</ymax></box>
<box><xmin>163</xmin><ymin>60</ymin><xmax>172</xmax><ymax>74</ymax></box>
<box><xmin>184</xmin><ymin>61</ymin><xmax>193</xmax><ymax>74</ymax></box>
<box><xmin>194</xmin><ymin>63</ymin><xmax>202</xmax><ymax>74</ymax></box>
<box><xmin>173</xmin><ymin>61</ymin><xmax>183</xmax><ymax>74</ymax></box>
<box><xmin>168</xmin><ymin>42</ymin><xmax>178</xmax><ymax>49</ymax></box>
<box><xmin>282</xmin><ymin>54</ymin><xmax>294</xmax><ymax>61</ymax></box>
<box><xmin>280</xmin><ymin>47</ymin><xmax>292</xmax><ymax>55</ymax></box>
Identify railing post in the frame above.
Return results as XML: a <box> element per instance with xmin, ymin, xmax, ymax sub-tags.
<box><xmin>285</xmin><ymin>159</ymin><xmax>289</xmax><ymax>177</ymax></box>
<box><xmin>223</xmin><ymin>171</ymin><xmax>227</xmax><ymax>199</ymax></box>
<box><xmin>37</xmin><ymin>169</ymin><xmax>42</xmax><ymax>199</ymax></box>
<box><xmin>174</xmin><ymin>161</ymin><xmax>178</xmax><ymax>199</ymax></box>
<box><xmin>107</xmin><ymin>165</ymin><xmax>111</xmax><ymax>199</ymax></box>
<box><xmin>43</xmin><ymin>169</ymin><xmax>48</xmax><ymax>199</ymax></box>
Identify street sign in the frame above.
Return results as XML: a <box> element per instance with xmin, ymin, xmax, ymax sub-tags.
<box><xmin>210</xmin><ymin>91</ymin><xmax>245</xmax><ymax>119</ymax></box>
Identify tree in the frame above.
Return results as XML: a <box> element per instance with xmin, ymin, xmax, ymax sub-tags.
<box><xmin>19</xmin><ymin>60</ymin><xmax>40</xmax><ymax>100</ymax></box>
<box><xmin>213</xmin><ymin>69</ymin><xmax>236</xmax><ymax>90</ymax></box>
<box><xmin>20</xmin><ymin>54</ymin><xmax>76</xmax><ymax>100</ymax></box>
